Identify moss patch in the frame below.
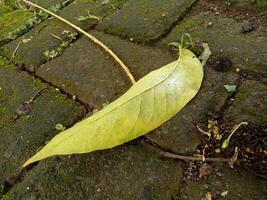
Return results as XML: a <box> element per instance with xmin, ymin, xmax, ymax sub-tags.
<box><xmin>180</xmin><ymin>164</ymin><xmax>267</xmax><ymax>200</ymax></box>
<box><xmin>0</xmin><ymin>10</ymin><xmax>35</xmax><ymax>44</ymax></box>
<box><xmin>0</xmin><ymin>3</ymin><xmax>13</xmax><ymax>14</ymax></box>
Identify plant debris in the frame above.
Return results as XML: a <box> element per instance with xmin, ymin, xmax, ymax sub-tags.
<box><xmin>224</xmin><ymin>85</ymin><xmax>237</xmax><ymax>93</ymax></box>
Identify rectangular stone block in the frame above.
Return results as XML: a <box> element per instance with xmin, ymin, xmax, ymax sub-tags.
<box><xmin>161</xmin><ymin>12</ymin><xmax>267</xmax><ymax>76</ymax></box>
<box><xmin>97</xmin><ymin>0</ymin><xmax>197</xmax><ymax>43</ymax></box>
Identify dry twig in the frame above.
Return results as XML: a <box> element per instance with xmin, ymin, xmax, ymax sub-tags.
<box><xmin>23</xmin><ymin>0</ymin><xmax>136</xmax><ymax>84</ymax></box>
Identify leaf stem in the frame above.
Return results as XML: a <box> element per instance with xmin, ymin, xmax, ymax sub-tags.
<box><xmin>22</xmin><ymin>0</ymin><xmax>136</xmax><ymax>84</ymax></box>
<box><xmin>221</xmin><ymin>122</ymin><xmax>248</xmax><ymax>149</ymax></box>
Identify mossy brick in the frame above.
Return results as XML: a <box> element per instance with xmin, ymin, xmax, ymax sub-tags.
<box><xmin>36</xmin><ymin>33</ymin><xmax>132</xmax><ymax>108</ymax></box>
<box><xmin>0</xmin><ymin>3</ymin><xmax>13</xmax><ymax>15</ymax></box>
<box><xmin>96</xmin><ymin>0</ymin><xmax>197</xmax><ymax>43</ymax></box>
<box><xmin>161</xmin><ymin>12</ymin><xmax>267</xmax><ymax>76</ymax></box>
<box><xmin>0</xmin><ymin>10</ymin><xmax>35</xmax><ymax>46</ymax></box>
<box><xmin>0</xmin><ymin>56</ymin><xmax>86</xmax><ymax>196</ymax></box>
<box><xmin>36</xmin><ymin>30</ymin><xmax>175</xmax><ymax>108</ymax></box>
<box><xmin>2</xmin><ymin>142</ymin><xmax>183</xmax><ymax>200</ymax></box>
<box><xmin>1</xmin><ymin>0</ymin><xmax>128</xmax><ymax>72</ymax></box>
<box><xmin>225</xmin><ymin>80</ymin><xmax>267</xmax><ymax>125</ymax></box>
<box><xmin>180</xmin><ymin>164</ymin><xmax>267</xmax><ymax>200</ymax></box>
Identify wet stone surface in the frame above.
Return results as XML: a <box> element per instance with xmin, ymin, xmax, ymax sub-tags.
<box><xmin>225</xmin><ymin>80</ymin><xmax>267</xmax><ymax>125</ymax></box>
<box><xmin>2</xmin><ymin>143</ymin><xmax>183</xmax><ymax>200</ymax></box>
<box><xmin>0</xmin><ymin>56</ymin><xmax>86</xmax><ymax>196</ymax></box>
<box><xmin>180</xmin><ymin>164</ymin><xmax>267</xmax><ymax>200</ymax></box>
<box><xmin>161</xmin><ymin>12</ymin><xmax>267</xmax><ymax>76</ymax></box>
<box><xmin>97</xmin><ymin>0</ymin><xmax>197</xmax><ymax>43</ymax></box>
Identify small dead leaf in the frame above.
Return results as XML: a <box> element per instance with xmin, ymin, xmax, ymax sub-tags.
<box><xmin>199</xmin><ymin>163</ymin><xmax>214</xmax><ymax>178</ymax></box>
<box><xmin>202</xmin><ymin>192</ymin><xmax>212</xmax><ymax>200</ymax></box>
<box><xmin>221</xmin><ymin>190</ymin><xmax>229</xmax><ymax>197</ymax></box>
<box><xmin>228</xmin><ymin>147</ymin><xmax>238</xmax><ymax>168</ymax></box>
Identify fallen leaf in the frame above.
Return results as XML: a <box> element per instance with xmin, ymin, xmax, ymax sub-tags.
<box><xmin>228</xmin><ymin>147</ymin><xmax>238</xmax><ymax>168</ymax></box>
<box><xmin>23</xmin><ymin>47</ymin><xmax>206</xmax><ymax>167</ymax></box>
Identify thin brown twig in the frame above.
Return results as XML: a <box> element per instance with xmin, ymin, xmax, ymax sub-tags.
<box><xmin>23</xmin><ymin>0</ymin><xmax>136</xmax><ymax>84</ymax></box>
<box><xmin>161</xmin><ymin>151</ymin><xmax>246</xmax><ymax>162</ymax></box>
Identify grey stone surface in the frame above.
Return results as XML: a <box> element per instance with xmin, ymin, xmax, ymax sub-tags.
<box><xmin>2</xmin><ymin>143</ymin><xmax>183</xmax><ymax>200</ymax></box>
<box><xmin>180</xmin><ymin>164</ymin><xmax>267</xmax><ymax>200</ymax></box>
<box><xmin>225</xmin><ymin>80</ymin><xmax>267</xmax><ymax>125</ymax></box>
<box><xmin>161</xmin><ymin>12</ymin><xmax>267</xmax><ymax>76</ymax></box>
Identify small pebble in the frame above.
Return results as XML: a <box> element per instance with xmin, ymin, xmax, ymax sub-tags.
<box><xmin>241</xmin><ymin>21</ymin><xmax>254</xmax><ymax>33</ymax></box>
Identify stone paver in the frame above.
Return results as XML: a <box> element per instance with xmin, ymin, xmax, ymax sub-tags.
<box><xmin>2</xmin><ymin>143</ymin><xmax>183</xmax><ymax>200</ymax></box>
<box><xmin>225</xmin><ymin>80</ymin><xmax>267</xmax><ymax>125</ymax></box>
<box><xmin>0</xmin><ymin>56</ymin><xmax>86</xmax><ymax>196</ymax></box>
<box><xmin>1</xmin><ymin>0</ymin><xmax>128</xmax><ymax>72</ymax></box>
<box><xmin>161</xmin><ymin>12</ymin><xmax>267</xmax><ymax>76</ymax></box>
<box><xmin>180</xmin><ymin>164</ymin><xmax>267</xmax><ymax>200</ymax></box>
<box><xmin>97</xmin><ymin>0</ymin><xmax>197</xmax><ymax>43</ymax></box>
<box><xmin>36</xmin><ymin>30</ymin><xmax>175</xmax><ymax>107</ymax></box>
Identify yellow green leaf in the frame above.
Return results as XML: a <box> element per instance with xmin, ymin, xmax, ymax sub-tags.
<box><xmin>23</xmin><ymin>47</ymin><xmax>204</xmax><ymax>167</ymax></box>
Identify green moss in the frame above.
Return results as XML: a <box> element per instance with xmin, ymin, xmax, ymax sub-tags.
<box><xmin>0</xmin><ymin>10</ymin><xmax>36</xmax><ymax>39</ymax></box>
<box><xmin>0</xmin><ymin>55</ymin><xmax>8</xmax><ymax>66</ymax></box>
<box><xmin>1</xmin><ymin>191</ymin><xmax>15</xmax><ymax>200</ymax></box>
<box><xmin>0</xmin><ymin>2</ymin><xmax>13</xmax><ymax>14</ymax></box>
